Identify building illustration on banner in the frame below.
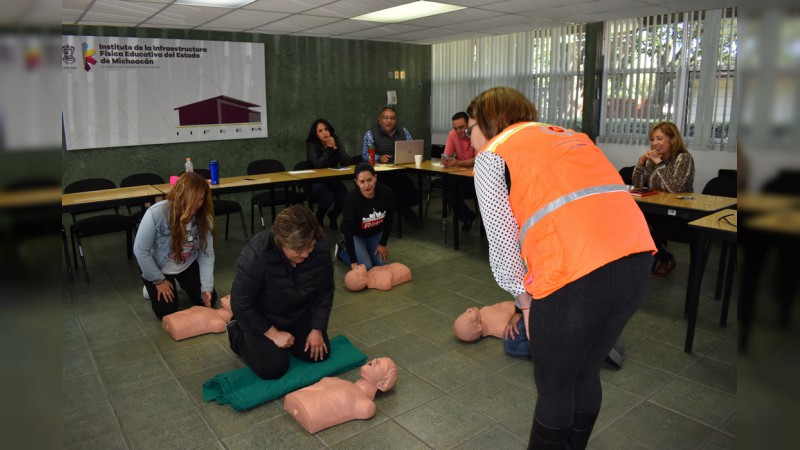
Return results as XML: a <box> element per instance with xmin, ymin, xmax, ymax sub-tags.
<box><xmin>174</xmin><ymin>95</ymin><xmax>261</xmax><ymax>127</ymax></box>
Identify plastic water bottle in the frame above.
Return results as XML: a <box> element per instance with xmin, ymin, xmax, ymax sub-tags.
<box><xmin>185</xmin><ymin>157</ymin><xmax>194</xmax><ymax>173</ymax></box>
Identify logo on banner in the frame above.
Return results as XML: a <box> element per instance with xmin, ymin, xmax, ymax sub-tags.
<box><xmin>62</xmin><ymin>44</ymin><xmax>76</xmax><ymax>65</ymax></box>
<box><xmin>82</xmin><ymin>42</ymin><xmax>97</xmax><ymax>72</ymax></box>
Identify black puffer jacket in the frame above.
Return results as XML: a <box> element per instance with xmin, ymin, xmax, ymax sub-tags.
<box><xmin>230</xmin><ymin>231</ymin><xmax>333</xmax><ymax>336</ymax></box>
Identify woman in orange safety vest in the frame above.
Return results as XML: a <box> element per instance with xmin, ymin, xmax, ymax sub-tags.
<box><xmin>468</xmin><ymin>87</ymin><xmax>655</xmax><ymax>450</ymax></box>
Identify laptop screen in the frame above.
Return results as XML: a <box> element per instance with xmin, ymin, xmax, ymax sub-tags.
<box><xmin>394</xmin><ymin>140</ymin><xmax>424</xmax><ymax>164</ymax></box>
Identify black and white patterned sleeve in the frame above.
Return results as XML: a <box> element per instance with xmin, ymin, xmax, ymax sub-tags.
<box><xmin>474</xmin><ymin>151</ymin><xmax>527</xmax><ymax>297</ymax></box>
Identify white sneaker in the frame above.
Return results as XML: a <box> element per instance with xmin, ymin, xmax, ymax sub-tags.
<box><xmin>334</xmin><ymin>240</ymin><xmax>344</xmax><ymax>261</ymax></box>
<box><xmin>142</xmin><ymin>285</ymin><xmax>150</xmax><ymax>300</ymax></box>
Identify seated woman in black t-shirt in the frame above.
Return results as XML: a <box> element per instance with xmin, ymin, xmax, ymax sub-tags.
<box><xmin>336</xmin><ymin>163</ymin><xmax>395</xmax><ymax>270</ymax></box>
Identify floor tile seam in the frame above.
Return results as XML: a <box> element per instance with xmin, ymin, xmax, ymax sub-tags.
<box><xmin>664</xmin><ymin>373</ymin><xmax>739</xmax><ymax>399</ymax></box>
<box><xmin>612</xmin><ymin>351</ymin><xmax>702</xmax><ymax>383</ymax></box>
<box><xmin>646</xmin><ymin>331</ymin><xmax>722</xmax><ymax>356</ymax></box>
<box><xmin>392</xmin><ymin>394</ymin><xmax>495</xmax><ymax>447</ymax></box>
<box><xmin>160</xmin><ymin>340</ymin><xmax>236</xmax><ymax>379</ymax></box>
<box><xmin>595</xmin><ymin>394</ymin><xmax>648</xmax><ymax>428</ymax></box>
<box><xmin>598</xmin><ymin>379</ymin><xmax>648</xmax><ymax>402</ymax></box>
<box><xmin>638</xmin><ymin>398</ymin><xmax>732</xmax><ymax>434</ymax></box>
<box><xmin>314</xmin><ymin>415</ymin><xmax>390</xmax><ymax>448</ymax></box>
<box><xmin>119</xmin><ymin>404</ymin><xmax>216</xmax><ymax>445</ymax></box>
<box><xmin>379</xmin><ymin>417</ymin><xmax>435</xmax><ymax>449</ymax></box>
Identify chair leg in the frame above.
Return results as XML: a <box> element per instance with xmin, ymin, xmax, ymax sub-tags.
<box><xmin>259</xmin><ymin>206</ymin><xmax>267</xmax><ymax>231</ymax></box>
<box><xmin>62</xmin><ymin>225</ymin><xmax>73</xmax><ymax>283</ymax></box>
<box><xmin>720</xmin><ymin>245</ymin><xmax>736</xmax><ymax>327</ymax></box>
<box><xmin>225</xmin><ymin>214</ymin><xmax>231</xmax><ymax>240</ymax></box>
<box><xmin>126</xmin><ymin>228</ymin><xmax>133</xmax><ymax>259</ymax></box>
<box><xmin>70</xmin><ymin>226</ymin><xmax>79</xmax><ymax>269</ymax></box>
<box><xmin>714</xmin><ymin>242</ymin><xmax>728</xmax><ymax>300</ymax></box>
<box><xmin>250</xmin><ymin>203</ymin><xmax>256</xmax><ymax>235</ymax></box>
<box><xmin>76</xmin><ymin>235</ymin><xmax>89</xmax><ymax>282</ymax></box>
<box><xmin>238</xmin><ymin>209</ymin><xmax>249</xmax><ymax>242</ymax></box>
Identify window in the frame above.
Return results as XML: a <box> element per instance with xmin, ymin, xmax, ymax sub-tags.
<box><xmin>599</xmin><ymin>8</ymin><xmax>738</xmax><ymax>151</ymax></box>
<box><xmin>432</xmin><ymin>25</ymin><xmax>585</xmax><ymax>136</ymax></box>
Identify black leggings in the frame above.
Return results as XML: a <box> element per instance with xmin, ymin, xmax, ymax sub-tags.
<box><xmin>142</xmin><ymin>260</ymin><xmax>218</xmax><ymax>319</ymax></box>
<box><xmin>528</xmin><ymin>252</ymin><xmax>650</xmax><ymax>428</ymax></box>
<box><xmin>228</xmin><ymin>315</ymin><xmax>331</xmax><ymax>380</ymax></box>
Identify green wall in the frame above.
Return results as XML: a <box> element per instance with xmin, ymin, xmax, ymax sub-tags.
<box><xmin>61</xmin><ymin>26</ymin><xmax>432</xmax><ymax>189</ymax></box>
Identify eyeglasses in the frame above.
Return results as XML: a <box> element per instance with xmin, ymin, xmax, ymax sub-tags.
<box><xmin>465</xmin><ymin>123</ymin><xmax>478</xmax><ymax>138</ymax></box>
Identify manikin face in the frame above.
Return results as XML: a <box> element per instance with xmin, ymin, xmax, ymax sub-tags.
<box><xmin>650</xmin><ymin>129</ymin><xmax>674</xmax><ymax>158</ymax></box>
<box><xmin>361</xmin><ymin>357</ymin><xmax>397</xmax><ymax>391</ymax></box>
<box><xmin>355</xmin><ymin>170</ymin><xmax>377</xmax><ymax>198</ymax></box>
<box><xmin>379</xmin><ymin>110</ymin><xmax>397</xmax><ymax>134</ymax></box>
<box><xmin>467</xmin><ymin>118</ymin><xmax>488</xmax><ymax>152</ymax></box>
<box><xmin>452</xmin><ymin>118</ymin><xmax>468</xmax><ymax>138</ymax></box>
<box><xmin>316</xmin><ymin>122</ymin><xmax>331</xmax><ymax>141</ymax></box>
<box><xmin>281</xmin><ymin>240</ymin><xmax>316</xmax><ymax>265</ymax></box>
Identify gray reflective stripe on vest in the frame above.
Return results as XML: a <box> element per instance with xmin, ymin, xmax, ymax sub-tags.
<box><xmin>519</xmin><ymin>184</ymin><xmax>629</xmax><ymax>248</ymax></box>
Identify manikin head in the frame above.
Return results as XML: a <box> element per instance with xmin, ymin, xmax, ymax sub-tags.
<box><xmin>453</xmin><ymin>307</ymin><xmax>482</xmax><ymax>342</ymax></box>
<box><xmin>360</xmin><ymin>357</ymin><xmax>398</xmax><ymax>392</ymax></box>
<box><xmin>344</xmin><ymin>264</ymin><xmax>369</xmax><ymax>291</ymax></box>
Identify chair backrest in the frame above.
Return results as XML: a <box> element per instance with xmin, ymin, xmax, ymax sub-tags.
<box><xmin>762</xmin><ymin>170</ymin><xmax>800</xmax><ymax>194</ymax></box>
<box><xmin>702</xmin><ymin>176</ymin><xmax>737</xmax><ymax>198</ymax></box>
<box><xmin>120</xmin><ymin>173</ymin><xmax>165</xmax><ymax>187</ymax></box>
<box><xmin>247</xmin><ymin>159</ymin><xmax>285</xmax><ymax>175</ymax></box>
<box><xmin>5</xmin><ymin>178</ymin><xmax>60</xmax><ymax>191</ymax></box>
<box><xmin>64</xmin><ymin>178</ymin><xmax>116</xmax><ymax>194</ymax></box>
<box><xmin>293</xmin><ymin>161</ymin><xmax>311</xmax><ymax>171</ymax></box>
<box><xmin>348</xmin><ymin>154</ymin><xmax>363</xmax><ymax>166</ymax></box>
<box><xmin>618</xmin><ymin>166</ymin><xmax>634</xmax><ymax>185</ymax></box>
<box><xmin>431</xmin><ymin>144</ymin><xmax>445</xmax><ymax>159</ymax></box>
<box><xmin>193</xmin><ymin>168</ymin><xmax>212</xmax><ymax>180</ymax></box>
<box><xmin>718</xmin><ymin>169</ymin><xmax>737</xmax><ymax>179</ymax></box>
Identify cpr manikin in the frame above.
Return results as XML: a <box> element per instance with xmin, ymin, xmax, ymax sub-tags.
<box><xmin>162</xmin><ymin>294</ymin><xmax>233</xmax><ymax>341</ymax></box>
<box><xmin>345</xmin><ymin>263</ymin><xmax>412</xmax><ymax>291</ymax></box>
<box><xmin>283</xmin><ymin>357</ymin><xmax>398</xmax><ymax>434</ymax></box>
<box><xmin>453</xmin><ymin>301</ymin><xmax>517</xmax><ymax>341</ymax></box>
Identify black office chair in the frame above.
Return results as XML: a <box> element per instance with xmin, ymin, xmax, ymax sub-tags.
<box><xmin>425</xmin><ymin>144</ymin><xmax>446</xmax><ymax>217</ymax></box>
<box><xmin>717</xmin><ymin>169</ymin><xmax>737</xmax><ymax>179</ymax></box>
<box><xmin>191</xmin><ymin>168</ymin><xmax>248</xmax><ymax>242</ymax></box>
<box><xmin>63</xmin><ymin>178</ymin><xmax>136</xmax><ymax>282</ymax></box>
<box><xmin>619</xmin><ymin>166</ymin><xmax>635</xmax><ymax>185</ymax></box>
<box><xmin>3</xmin><ymin>178</ymin><xmax>71</xmax><ymax>281</ymax></box>
<box><xmin>348</xmin><ymin>154</ymin><xmax>364</xmax><ymax>166</ymax></box>
<box><xmin>247</xmin><ymin>159</ymin><xmax>304</xmax><ymax>233</ymax></box>
<box><xmin>293</xmin><ymin>161</ymin><xmax>313</xmax><ymax>208</ymax></box>
<box><xmin>120</xmin><ymin>173</ymin><xmax>165</xmax><ymax>226</ymax></box>
<box><xmin>701</xmin><ymin>175</ymin><xmax>738</xmax><ymax>303</ymax></box>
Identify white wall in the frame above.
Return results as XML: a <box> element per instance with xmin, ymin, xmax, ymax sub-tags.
<box><xmin>432</xmin><ymin>132</ymin><xmax>738</xmax><ymax>192</ymax></box>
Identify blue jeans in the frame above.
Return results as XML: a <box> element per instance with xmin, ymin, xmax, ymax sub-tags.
<box><xmin>338</xmin><ymin>232</ymin><xmax>386</xmax><ymax>270</ymax></box>
<box><xmin>502</xmin><ymin>319</ymin><xmax>531</xmax><ymax>356</ymax></box>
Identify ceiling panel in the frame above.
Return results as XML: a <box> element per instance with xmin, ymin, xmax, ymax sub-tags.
<box><xmin>244</xmin><ymin>0</ymin><xmax>340</xmax><ymax>14</ymax></box>
<box><xmin>200</xmin><ymin>9</ymin><xmax>289</xmax><ymax>30</ymax></box>
<box><xmin>141</xmin><ymin>4</ymin><xmax>233</xmax><ymax>27</ymax></box>
<box><xmin>64</xmin><ymin>0</ymin><xmax>739</xmax><ymax>44</ymax></box>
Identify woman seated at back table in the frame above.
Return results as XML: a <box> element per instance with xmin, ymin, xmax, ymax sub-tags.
<box><xmin>632</xmin><ymin>121</ymin><xmax>695</xmax><ymax>277</ymax></box>
<box><xmin>306</xmin><ymin>118</ymin><xmax>350</xmax><ymax>230</ymax></box>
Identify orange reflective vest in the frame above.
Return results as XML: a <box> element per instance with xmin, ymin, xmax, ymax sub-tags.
<box><xmin>481</xmin><ymin>122</ymin><xmax>656</xmax><ymax>299</ymax></box>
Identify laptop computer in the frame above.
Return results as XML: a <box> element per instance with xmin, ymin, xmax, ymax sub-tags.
<box><xmin>394</xmin><ymin>139</ymin><xmax>424</xmax><ymax>164</ymax></box>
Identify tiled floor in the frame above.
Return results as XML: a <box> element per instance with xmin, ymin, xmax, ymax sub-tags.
<box><xmin>62</xmin><ymin>200</ymin><xmax>737</xmax><ymax>449</ymax></box>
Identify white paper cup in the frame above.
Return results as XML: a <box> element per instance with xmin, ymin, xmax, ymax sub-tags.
<box><xmin>414</xmin><ymin>154</ymin><xmax>423</xmax><ymax>166</ymax></box>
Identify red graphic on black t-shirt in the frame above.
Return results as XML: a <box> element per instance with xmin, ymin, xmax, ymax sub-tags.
<box><xmin>361</xmin><ymin>209</ymin><xmax>386</xmax><ymax>230</ymax></box>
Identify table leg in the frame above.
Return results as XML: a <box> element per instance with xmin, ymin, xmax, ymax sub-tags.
<box><xmin>441</xmin><ymin>174</ymin><xmax>448</xmax><ymax>246</ymax></box>
<box><xmin>684</xmin><ymin>232</ymin><xmax>709</xmax><ymax>353</ymax></box>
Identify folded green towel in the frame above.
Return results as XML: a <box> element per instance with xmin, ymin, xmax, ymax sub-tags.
<box><xmin>202</xmin><ymin>335</ymin><xmax>367</xmax><ymax>411</ymax></box>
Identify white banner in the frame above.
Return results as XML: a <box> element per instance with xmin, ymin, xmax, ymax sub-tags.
<box><xmin>62</xmin><ymin>36</ymin><xmax>267</xmax><ymax>150</ymax></box>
